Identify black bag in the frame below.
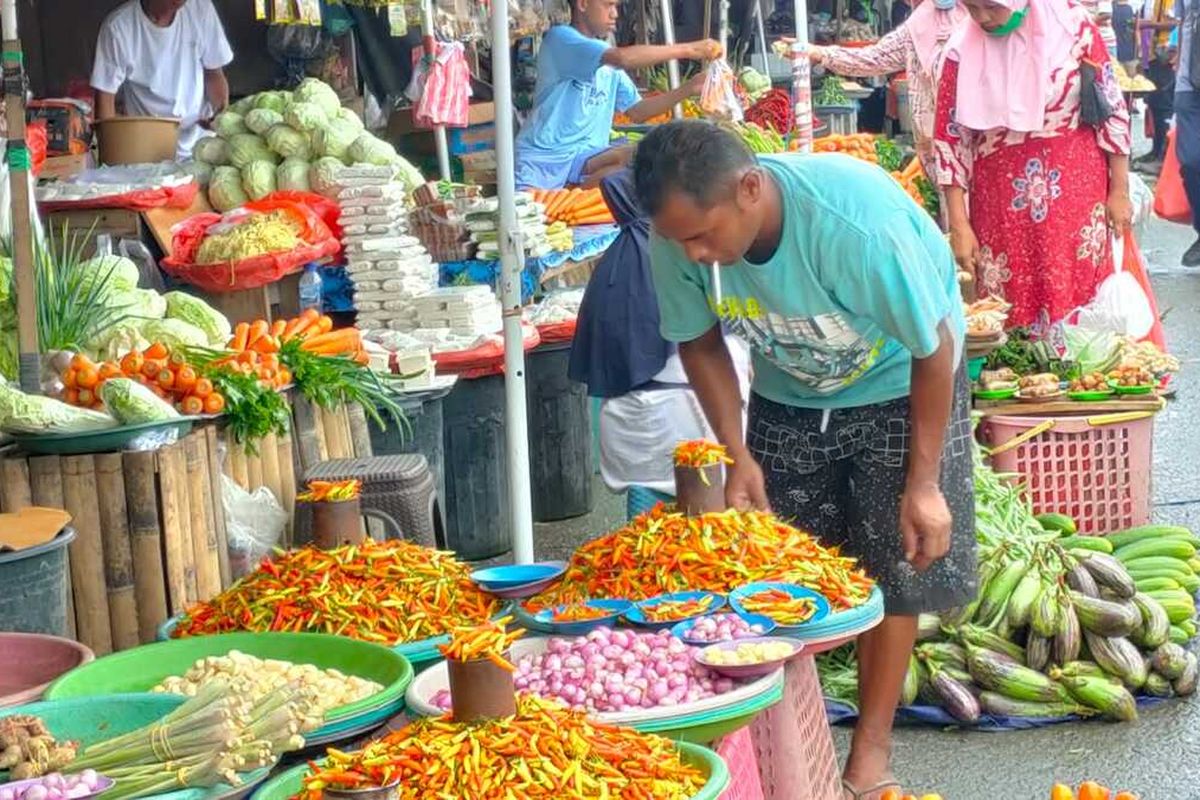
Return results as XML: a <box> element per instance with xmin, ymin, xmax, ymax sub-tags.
<box><xmin>1079</xmin><ymin>60</ymin><xmax>1118</xmax><ymax>127</ymax></box>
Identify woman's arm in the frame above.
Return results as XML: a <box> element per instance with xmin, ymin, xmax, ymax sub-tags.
<box><xmin>1079</xmin><ymin>21</ymin><xmax>1134</xmax><ymax>229</ymax></box>
<box><xmin>809</xmin><ymin>28</ymin><xmax>911</xmax><ymax>77</ymax></box>
<box><xmin>933</xmin><ymin>60</ymin><xmax>979</xmax><ymax>276</ymax></box>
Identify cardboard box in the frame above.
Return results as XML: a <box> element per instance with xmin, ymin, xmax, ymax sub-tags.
<box><xmin>388</xmin><ymin>102</ymin><xmax>496</xmax><ymax>155</ymax></box>
<box><xmin>38</xmin><ymin>153</ymin><xmax>89</xmax><ymax>181</ymax></box>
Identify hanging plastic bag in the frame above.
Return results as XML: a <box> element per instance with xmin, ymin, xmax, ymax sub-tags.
<box><xmin>1073</xmin><ymin>232</ymin><xmax>1156</xmax><ymax>340</ymax></box>
<box><xmin>700</xmin><ymin>60</ymin><xmax>743</xmax><ymax>122</ymax></box>
<box><xmin>1154</xmin><ymin>129</ymin><xmax>1193</xmax><ymax>225</ymax></box>
<box><xmin>406</xmin><ymin>41</ymin><xmax>472</xmax><ymax>128</ymax></box>
<box><xmin>222</xmin><ymin>474</ymin><xmax>287</xmax><ymax>579</ymax></box>
<box><xmin>1129</xmin><ymin>171</ymin><xmax>1154</xmax><ymax>231</ymax></box>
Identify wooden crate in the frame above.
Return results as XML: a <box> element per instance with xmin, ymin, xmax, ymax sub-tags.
<box><xmin>0</xmin><ymin>426</ymin><xmax>228</xmax><ymax>653</ymax></box>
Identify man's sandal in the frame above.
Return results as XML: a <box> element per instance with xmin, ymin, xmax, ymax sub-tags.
<box><xmin>842</xmin><ymin>778</ymin><xmax>902</xmax><ymax>800</ymax></box>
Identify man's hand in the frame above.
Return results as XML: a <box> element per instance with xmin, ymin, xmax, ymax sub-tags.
<box><xmin>688</xmin><ymin>39</ymin><xmax>724</xmax><ymax>61</ymax></box>
<box><xmin>899</xmin><ymin>482</ymin><xmax>952</xmax><ymax>572</ymax></box>
<box><xmin>725</xmin><ymin>448</ymin><xmax>770</xmax><ymax>512</ymax></box>
<box><xmin>684</xmin><ymin>71</ymin><xmax>707</xmax><ymax>95</ymax></box>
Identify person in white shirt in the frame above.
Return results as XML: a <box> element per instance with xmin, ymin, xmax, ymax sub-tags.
<box><xmin>91</xmin><ymin>0</ymin><xmax>234</xmax><ymax>159</ymax></box>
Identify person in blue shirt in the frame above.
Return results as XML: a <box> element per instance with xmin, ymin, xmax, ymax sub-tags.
<box><xmin>514</xmin><ymin>0</ymin><xmax>720</xmax><ymax>189</ymax></box>
<box><xmin>635</xmin><ymin>121</ymin><xmax>974</xmax><ymax>800</ymax></box>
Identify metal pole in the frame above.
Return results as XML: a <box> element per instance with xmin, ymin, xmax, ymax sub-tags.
<box><xmin>2</xmin><ymin>0</ymin><xmax>39</xmax><ymax>392</ymax></box>
<box><xmin>491</xmin><ymin>0</ymin><xmax>535</xmax><ymax>564</ymax></box>
<box><xmin>754</xmin><ymin>0</ymin><xmax>769</xmax><ymax>72</ymax></box>
<box><xmin>790</xmin><ymin>0</ymin><xmax>813</xmax><ymax>152</ymax></box>
<box><xmin>659</xmin><ymin>0</ymin><xmax>683</xmax><ymax>119</ymax></box>
<box><xmin>718</xmin><ymin>0</ymin><xmax>729</xmax><ymax>55</ymax></box>
<box><xmin>421</xmin><ymin>0</ymin><xmax>451</xmax><ymax>181</ymax></box>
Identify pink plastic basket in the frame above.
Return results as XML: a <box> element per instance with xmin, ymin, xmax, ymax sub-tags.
<box><xmin>982</xmin><ymin>412</ymin><xmax>1156</xmax><ymax>535</ymax></box>
<box><xmin>748</xmin><ymin>655</ymin><xmax>841</xmax><ymax>800</ymax></box>
<box><xmin>717</xmin><ymin>728</ymin><xmax>765</xmax><ymax>800</ymax></box>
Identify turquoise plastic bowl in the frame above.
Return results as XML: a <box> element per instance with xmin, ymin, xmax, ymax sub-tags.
<box><xmin>729</xmin><ymin>582</ymin><xmax>832</xmax><ymax>632</ymax></box>
<box><xmin>529</xmin><ymin>599</ymin><xmax>633</xmax><ymax>635</ymax></box>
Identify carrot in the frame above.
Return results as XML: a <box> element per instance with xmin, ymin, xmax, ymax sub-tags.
<box><xmin>316</xmin><ymin>315</ymin><xmax>334</xmax><ymax>334</ymax></box>
<box><xmin>567</xmin><ymin>197</ymin><xmax>609</xmax><ymax>220</ymax></box>
<box><xmin>352</xmin><ymin>350</ymin><xmax>370</xmax><ymax>365</ymax></box>
<box><xmin>901</xmin><ymin>156</ymin><xmax>924</xmax><ymax>181</ymax></box>
<box><xmin>250</xmin><ymin>335</ymin><xmax>280</xmax><ymax>355</ymax></box>
<box><xmin>547</xmin><ymin>188</ymin><xmax>578</xmax><ymax>219</ymax></box>
<box><xmin>231</xmin><ymin>322</ymin><xmax>250</xmax><ymax>352</ymax></box>
<box><xmin>269</xmin><ymin>319</ymin><xmax>287</xmax><ymax>338</ymax></box>
<box><xmin>247</xmin><ymin>319</ymin><xmax>269</xmax><ymax>346</ymax></box>
<box><xmin>300</xmin><ymin>329</ymin><xmax>361</xmax><ymax>355</ymax></box>
<box><xmin>572</xmin><ymin>211</ymin><xmax>616</xmax><ymax>225</ymax></box>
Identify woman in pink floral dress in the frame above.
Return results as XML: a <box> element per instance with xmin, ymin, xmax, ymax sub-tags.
<box><xmin>811</xmin><ymin>0</ymin><xmax>968</xmax><ymax>178</ymax></box>
<box><xmin>934</xmin><ymin>0</ymin><xmax>1133</xmax><ymax>332</ymax></box>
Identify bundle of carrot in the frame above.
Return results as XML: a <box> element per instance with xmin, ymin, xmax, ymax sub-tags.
<box><xmin>890</xmin><ymin>157</ymin><xmax>930</xmax><ymax>209</ymax></box>
<box><xmin>673</xmin><ymin>439</ymin><xmax>734</xmax><ymax>469</ymax></box>
<box><xmin>529</xmin><ymin>506</ymin><xmax>875</xmax><ymax>612</ymax></box>
<box><xmin>530</xmin><ymin>187</ymin><xmax>615</xmax><ymax>226</ymax></box>
<box><xmin>810</xmin><ymin>132</ymin><xmax>880</xmax><ymax>161</ymax></box>
<box><xmin>62</xmin><ymin>347</ymin><xmax>226</xmax><ymax>416</ymax></box>
<box><xmin>296</xmin><ymin>695</ymin><xmax>708</xmax><ymax>800</ymax></box>
<box><xmin>172</xmin><ymin>539</ymin><xmax>505</xmax><ymax>644</ymax></box>
<box><xmin>225</xmin><ymin>309</ymin><xmax>367</xmax><ymax>365</ymax></box>
<box><xmin>296</xmin><ymin>479</ymin><xmax>361</xmax><ymax>503</ymax></box>
<box><xmin>438</xmin><ymin>616</ymin><xmax>525</xmax><ymax>670</ymax></box>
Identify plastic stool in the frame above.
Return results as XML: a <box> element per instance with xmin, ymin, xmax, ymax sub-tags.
<box><xmin>300</xmin><ymin>455</ymin><xmax>443</xmax><ymax>548</ymax></box>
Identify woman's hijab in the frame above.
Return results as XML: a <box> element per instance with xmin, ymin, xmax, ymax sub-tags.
<box><xmin>948</xmin><ymin>0</ymin><xmax>1079</xmax><ymax>132</ymax></box>
<box><xmin>908</xmin><ymin>0</ymin><xmax>970</xmax><ymax>74</ymax></box>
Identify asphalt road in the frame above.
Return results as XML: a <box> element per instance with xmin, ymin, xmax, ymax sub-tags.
<box><xmin>533</xmin><ymin>164</ymin><xmax>1200</xmax><ymax>800</ymax></box>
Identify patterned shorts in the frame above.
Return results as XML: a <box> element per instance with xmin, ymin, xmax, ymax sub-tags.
<box><xmin>747</xmin><ymin>372</ymin><xmax>976</xmax><ymax>616</ymax></box>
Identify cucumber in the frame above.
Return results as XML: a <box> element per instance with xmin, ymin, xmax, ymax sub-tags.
<box><xmin>1105</xmin><ymin>525</ymin><xmax>1195</xmax><ymax>550</ymax></box>
<box><xmin>1135</xmin><ymin>576</ymin><xmax>1182</xmax><ymax>593</ymax></box>
<box><xmin>1170</xmin><ymin>625</ymin><xmax>1190</xmax><ymax>645</ymax></box>
<box><xmin>1121</xmin><ymin>555</ymin><xmax>1197</xmax><ymax>573</ymax></box>
<box><xmin>1061</xmin><ymin>536</ymin><xmax>1113</xmax><ymax>554</ymax></box>
<box><xmin>1183</xmin><ymin>620</ymin><xmax>1198</xmax><ymax>637</ymax></box>
<box><xmin>1189</xmin><ymin>558</ymin><xmax>1200</xmax><ymax>574</ymax></box>
<box><xmin>1114</xmin><ymin>538</ymin><xmax>1196</xmax><ymax>562</ymax></box>
<box><xmin>1125</xmin><ymin>565</ymin><xmax>1193</xmax><ymax>585</ymax></box>
<box><xmin>1037</xmin><ymin>512</ymin><xmax>1078</xmax><ymax>535</ymax></box>
<box><xmin>1181</xmin><ymin>573</ymin><xmax>1200</xmax><ymax>593</ymax></box>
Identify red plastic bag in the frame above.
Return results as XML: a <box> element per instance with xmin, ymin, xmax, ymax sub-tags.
<box><xmin>432</xmin><ymin>324</ymin><xmax>541</xmax><ymax>378</ymax></box>
<box><xmin>535</xmin><ymin>319</ymin><xmax>577</xmax><ymax>345</ymax></box>
<box><xmin>1120</xmin><ymin>230</ymin><xmax>1167</xmax><ymax>350</ymax></box>
<box><xmin>160</xmin><ymin>195</ymin><xmax>340</xmax><ymax>293</ymax></box>
<box><xmin>1154</xmin><ymin>130</ymin><xmax>1193</xmax><ymax>225</ymax></box>
<box><xmin>38</xmin><ymin>180</ymin><xmax>199</xmax><ymax>213</ymax></box>
<box><xmin>26</xmin><ymin>121</ymin><xmax>47</xmax><ymax>177</ymax></box>
<box><xmin>256</xmin><ymin>190</ymin><xmax>344</xmax><ymax>242</ymax></box>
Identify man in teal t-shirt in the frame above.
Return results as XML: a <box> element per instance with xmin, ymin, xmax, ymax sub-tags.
<box><xmin>635</xmin><ymin>121</ymin><xmax>974</xmax><ymax>800</ymax></box>
<box><xmin>514</xmin><ymin>0</ymin><xmax>719</xmax><ymax>189</ymax></box>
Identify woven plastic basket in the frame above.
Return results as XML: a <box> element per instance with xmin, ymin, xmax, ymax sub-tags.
<box><xmin>748</xmin><ymin>654</ymin><xmax>841</xmax><ymax>800</ymax></box>
<box><xmin>982</xmin><ymin>411</ymin><xmax>1156</xmax><ymax>535</ymax></box>
<box><xmin>717</xmin><ymin>728</ymin><xmax>765</xmax><ymax>800</ymax></box>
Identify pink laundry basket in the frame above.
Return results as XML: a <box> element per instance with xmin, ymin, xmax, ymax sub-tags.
<box><xmin>981</xmin><ymin>411</ymin><xmax>1157</xmax><ymax>535</ymax></box>
<box><xmin>749</xmin><ymin>655</ymin><xmax>842</xmax><ymax>800</ymax></box>
<box><xmin>717</xmin><ymin>728</ymin><xmax>765</xmax><ymax>800</ymax></box>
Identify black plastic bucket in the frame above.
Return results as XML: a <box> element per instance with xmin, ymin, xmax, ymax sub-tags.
<box><xmin>441</xmin><ymin>375</ymin><xmax>511</xmax><ymax>560</ymax></box>
<box><xmin>0</xmin><ymin>527</ymin><xmax>76</xmax><ymax>637</ymax></box>
<box><xmin>526</xmin><ymin>342</ymin><xmax>594</xmax><ymax>522</ymax></box>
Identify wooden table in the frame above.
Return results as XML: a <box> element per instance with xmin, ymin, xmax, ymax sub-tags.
<box><xmin>973</xmin><ymin>395</ymin><xmax>1165</xmax><ymax>417</ymax></box>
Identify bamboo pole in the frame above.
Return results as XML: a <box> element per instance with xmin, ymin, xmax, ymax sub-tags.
<box><xmin>0</xmin><ymin>457</ymin><xmax>32</xmax><ymax>511</ymax></box>
<box><xmin>245</xmin><ymin>447</ymin><xmax>264</xmax><ymax>492</ymax></box>
<box><xmin>185</xmin><ymin>432</ymin><xmax>220</xmax><ymax>601</ymax></box>
<box><xmin>347</xmin><ymin>404</ymin><xmax>373</xmax><ymax>458</ymax></box>
<box><xmin>290</xmin><ymin>395</ymin><xmax>324</xmax><ymax>474</ymax></box>
<box><xmin>28</xmin><ymin>455</ymin><xmax>72</xmax><ymax>638</ymax></box>
<box><xmin>322</xmin><ymin>406</ymin><xmax>351</xmax><ymax>459</ymax></box>
<box><xmin>156</xmin><ymin>443</ymin><xmax>190</xmax><ymax>614</ymax></box>
<box><xmin>204</xmin><ymin>426</ymin><xmax>231</xmax><ymax>588</ymax></box>
<box><xmin>94</xmin><ymin>453</ymin><xmax>139</xmax><ymax>651</ymax></box>
<box><xmin>124</xmin><ymin>450</ymin><xmax>168</xmax><ymax>642</ymax></box>
<box><xmin>61</xmin><ymin>456</ymin><xmax>113</xmax><ymax>654</ymax></box>
<box><xmin>259</xmin><ymin>431</ymin><xmax>282</xmax><ymax>507</ymax></box>
<box><xmin>226</xmin><ymin>438</ymin><xmax>250</xmax><ymax>490</ymax></box>
<box><xmin>276</xmin><ymin>429</ymin><xmax>297</xmax><ymax>546</ymax></box>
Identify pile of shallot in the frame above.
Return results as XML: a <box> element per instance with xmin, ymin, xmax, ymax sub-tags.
<box><xmin>0</xmin><ymin>772</ymin><xmax>106</xmax><ymax>800</ymax></box>
<box><xmin>432</xmin><ymin>627</ymin><xmax>741</xmax><ymax>714</ymax></box>
<box><xmin>682</xmin><ymin>613</ymin><xmax>770</xmax><ymax>643</ymax></box>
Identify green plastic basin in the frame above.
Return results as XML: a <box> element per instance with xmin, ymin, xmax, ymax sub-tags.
<box><xmin>45</xmin><ymin>632</ymin><xmax>413</xmax><ymax>733</ymax></box>
<box><xmin>251</xmin><ymin>739</ymin><xmax>729</xmax><ymax>800</ymax></box>
<box><xmin>0</xmin><ymin>695</ymin><xmax>270</xmax><ymax>800</ymax></box>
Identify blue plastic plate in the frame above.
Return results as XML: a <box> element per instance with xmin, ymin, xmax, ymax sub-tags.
<box><xmin>672</xmin><ymin>612</ymin><xmax>777</xmax><ymax>644</ymax></box>
<box><xmin>529</xmin><ymin>599</ymin><xmax>632</xmax><ymax>635</ymax></box>
<box><xmin>789</xmin><ymin>585</ymin><xmax>885</xmax><ymax>641</ymax></box>
<box><xmin>625</xmin><ymin>591</ymin><xmax>726</xmax><ymax>629</ymax></box>
<box><xmin>471</xmin><ymin>561</ymin><xmax>567</xmax><ymax>589</ymax></box>
<box><xmin>729</xmin><ymin>582</ymin><xmax>831</xmax><ymax>631</ymax></box>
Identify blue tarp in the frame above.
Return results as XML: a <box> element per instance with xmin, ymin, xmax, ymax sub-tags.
<box><xmin>824</xmin><ymin>695</ymin><xmax>1169</xmax><ymax>731</ymax></box>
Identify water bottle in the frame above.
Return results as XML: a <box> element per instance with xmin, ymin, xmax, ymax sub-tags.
<box><xmin>298</xmin><ymin>263</ymin><xmax>322</xmax><ymax>312</ymax></box>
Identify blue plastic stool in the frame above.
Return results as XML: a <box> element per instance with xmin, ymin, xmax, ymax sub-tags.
<box><xmin>626</xmin><ymin>486</ymin><xmax>674</xmax><ymax>520</ymax></box>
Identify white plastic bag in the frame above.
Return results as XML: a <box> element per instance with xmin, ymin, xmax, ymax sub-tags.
<box><xmin>700</xmin><ymin>60</ymin><xmax>743</xmax><ymax>122</ymax></box>
<box><xmin>222</xmin><ymin>474</ymin><xmax>287</xmax><ymax>579</ymax></box>
<box><xmin>1074</xmin><ymin>234</ymin><xmax>1155</xmax><ymax>339</ymax></box>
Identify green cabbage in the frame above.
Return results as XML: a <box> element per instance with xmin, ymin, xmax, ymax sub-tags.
<box><xmin>309</xmin><ymin>156</ymin><xmax>345</xmax><ymax>198</ymax></box>
<box><xmin>241</xmin><ymin>160</ymin><xmax>277</xmax><ymax>201</ymax></box>
<box><xmin>335</xmin><ymin>107</ymin><xmax>364</xmax><ymax>131</ymax></box>
<box><xmin>293</xmin><ymin>78</ymin><xmax>342</xmax><ymax>118</ymax></box>
<box><xmin>284</xmin><ymin>101</ymin><xmax>328</xmax><ymax>133</ymax></box>
<box><xmin>393</xmin><ymin>155</ymin><xmax>425</xmax><ymax>191</ymax></box>
<box><xmin>80</xmin><ymin>255</ymin><xmax>140</xmax><ymax>293</ymax></box>
<box><xmin>245</xmin><ymin>108</ymin><xmax>283</xmax><ymax>135</ymax></box>
<box><xmin>116</xmin><ymin>288</ymin><xmax>167</xmax><ymax>319</ymax></box>
<box><xmin>0</xmin><ymin>382</ymin><xmax>116</xmax><ymax>434</ymax></box>
<box><xmin>312</xmin><ymin>118</ymin><xmax>360</xmax><ymax>161</ymax></box>
<box><xmin>255</xmin><ymin>90</ymin><xmax>292</xmax><ymax>114</ymax></box>
<box><xmin>184</xmin><ymin>161</ymin><xmax>213</xmax><ymax>186</ymax></box>
<box><xmin>209</xmin><ymin>166</ymin><xmax>249</xmax><ymax>212</ymax></box>
<box><xmin>265</xmin><ymin>124</ymin><xmax>312</xmax><ymax>160</ymax></box>
<box><xmin>140</xmin><ymin>319</ymin><xmax>210</xmax><ymax>352</ymax></box>
<box><xmin>100</xmin><ymin>378</ymin><xmax>180</xmax><ymax>424</ymax></box>
<box><xmin>193</xmin><ymin>136</ymin><xmax>230</xmax><ymax>166</ymax></box>
<box><xmin>229</xmin><ymin>96</ymin><xmax>257</xmax><ymax>115</ymax></box>
<box><xmin>164</xmin><ymin>291</ymin><xmax>231</xmax><ymax>346</ymax></box>
<box><xmin>0</xmin><ymin>330</ymin><xmax>16</xmax><ymax>380</ymax></box>
<box><xmin>346</xmin><ymin>133</ymin><xmax>398</xmax><ymax>166</ymax></box>
<box><xmin>85</xmin><ymin>322</ymin><xmax>150</xmax><ymax>363</ymax></box>
<box><xmin>212</xmin><ymin>111</ymin><xmax>248</xmax><ymax>137</ymax></box>
<box><xmin>228</xmin><ymin>133</ymin><xmax>279</xmax><ymax>169</ymax></box>
<box><xmin>276</xmin><ymin>158</ymin><xmax>311</xmax><ymax>192</ymax></box>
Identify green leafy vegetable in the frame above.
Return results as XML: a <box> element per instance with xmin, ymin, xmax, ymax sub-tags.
<box><xmin>0</xmin><ymin>381</ymin><xmax>116</xmax><ymax>434</ymax></box>
<box><xmin>99</xmin><ymin>378</ymin><xmax>180</xmax><ymax>424</ymax></box>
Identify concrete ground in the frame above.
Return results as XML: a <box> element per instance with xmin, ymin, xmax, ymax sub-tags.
<box><xmin>530</xmin><ymin>154</ymin><xmax>1200</xmax><ymax>799</ymax></box>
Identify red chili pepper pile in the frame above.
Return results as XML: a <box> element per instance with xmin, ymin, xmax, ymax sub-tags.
<box><xmin>529</xmin><ymin>506</ymin><xmax>875</xmax><ymax>612</ymax></box>
<box><xmin>173</xmin><ymin>539</ymin><xmax>505</xmax><ymax>644</ymax></box>
<box><xmin>297</xmin><ymin>696</ymin><xmax>707</xmax><ymax>800</ymax></box>
<box><xmin>744</xmin><ymin>88</ymin><xmax>793</xmax><ymax>134</ymax></box>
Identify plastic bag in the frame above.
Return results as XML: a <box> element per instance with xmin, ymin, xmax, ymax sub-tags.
<box><xmin>1073</xmin><ymin>232</ymin><xmax>1156</xmax><ymax>340</ymax></box>
<box><xmin>1154</xmin><ymin>129</ymin><xmax>1193</xmax><ymax>225</ymax></box>
<box><xmin>1129</xmin><ymin>171</ymin><xmax>1154</xmax><ymax>231</ymax></box>
<box><xmin>700</xmin><ymin>60</ymin><xmax>743</xmax><ymax>122</ymax></box>
<box><xmin>222</xmin><ymin>474</ymin><xmax>287</xmax><ymax>580</ymax></box>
